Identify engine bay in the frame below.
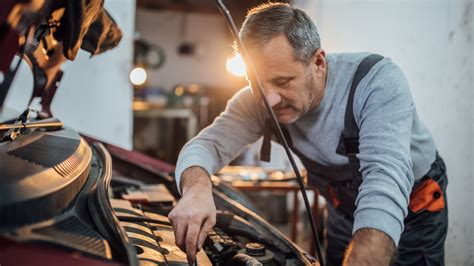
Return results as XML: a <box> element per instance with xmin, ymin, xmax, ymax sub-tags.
<box><xmin>0</xmin><ymin>125</ymin><xmax>317</xmax><ymax>265</ymax></box>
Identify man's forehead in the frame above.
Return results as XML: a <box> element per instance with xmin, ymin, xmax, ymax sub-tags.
<box><xmin>246</xmin><ymin>35</ymin><xmax>302</xmax><ymax>78</ymax></box>
<box><xmin>247</xmin><ymin>35</ymin><xmax>295</xmax><ymax>60</ymax></box>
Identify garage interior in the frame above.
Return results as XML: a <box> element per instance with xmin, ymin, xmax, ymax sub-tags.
<box><xmin>1</xmin><ymin>0</ymin><xmax>472</xmax><ymax>265</ymax></box>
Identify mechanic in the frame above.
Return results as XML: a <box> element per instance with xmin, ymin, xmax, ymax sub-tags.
<box><xmin>168</xmin><ymin>3</ymin><xmax>448</xmax><ymax>265</ymax></box>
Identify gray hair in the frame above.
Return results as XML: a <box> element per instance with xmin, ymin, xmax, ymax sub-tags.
<box><xmin>239</xmin><ymin>2</ymin><xmax>321</xmax><ymax>64</ymax></box>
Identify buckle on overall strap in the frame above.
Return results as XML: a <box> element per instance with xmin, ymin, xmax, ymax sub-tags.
<box><xmin>343</xmin><ymin>137</ymin><xmax>359</xmax><ymax>154</ymax></box>
<box><xmin>336</xmin><ymin>133</ymin><xmax>359</xmax><ymax>163</ymax></box>
<box><xmin>344</xmin><ymin>137</ymin><xmax>360</xmax><ymax>166</ymax></box>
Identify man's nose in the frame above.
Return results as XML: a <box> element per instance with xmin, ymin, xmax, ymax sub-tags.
<box><xmin>264</xmin><ymin>87</ymin><xmax>281</xmax><ymax>108</ymax></box>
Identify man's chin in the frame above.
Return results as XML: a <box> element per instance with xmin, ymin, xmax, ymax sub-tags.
<box><xmin>277</xmin><ymin>114</ymin><xmax>299</xmax><ymax>125</ymax></box>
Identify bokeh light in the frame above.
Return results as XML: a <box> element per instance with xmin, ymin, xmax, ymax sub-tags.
<box><xmin>226</xmin><ymin>53</ymin><xmax>246</xmax><ymax>77</ymax></box>
<box><xmin>129</xmin><ymin>67</ymin><xmax>147</xmax><ymax>86</ymax></box>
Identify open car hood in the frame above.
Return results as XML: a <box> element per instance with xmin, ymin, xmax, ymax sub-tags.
<box><xmin>0</xmin><ymin>0</ymin><xmax>122</xmax><ymax>114</ymax></box>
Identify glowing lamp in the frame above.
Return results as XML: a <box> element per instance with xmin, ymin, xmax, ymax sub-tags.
<box><xmin>226</xmin><ymin>53</ymin><xmax>246</xmax><ymax>77</ymax></box>
<box><xmin>130</xmin><ymin>67</ymin><xmax>147</xmax><ymax>86</ymax></box>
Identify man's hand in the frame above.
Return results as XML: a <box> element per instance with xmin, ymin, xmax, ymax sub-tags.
<box><xmin>168</xmin><ymin>166</ymin><xmax>216</xmax><ymax>265</ymax></box>
<box><xmin>343</xmin><ymin>228</ymin><xmax>396</xmax><ymax>266</ymax></box>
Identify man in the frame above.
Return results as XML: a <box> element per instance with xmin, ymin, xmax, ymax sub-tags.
<box><xmin>168</xmin><ymin>3</ymin><xmax>448</xmax><ymax>266</ymax></box>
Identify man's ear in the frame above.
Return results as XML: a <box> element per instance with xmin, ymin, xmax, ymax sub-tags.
<box><xmin>312</xmin><ymin>48</ymin><xmax>326</xmax><ymax>71</ymax></box>
<box><xmin>310</xmin><ymin>48</ymin><xmax>326</xmax><ymax>78</ymax></box>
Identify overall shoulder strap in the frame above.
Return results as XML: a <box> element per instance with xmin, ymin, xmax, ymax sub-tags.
<box><xmin>338</xmin><ymin>54</ymin><xmax>384</xmax><ymax>163</ymax></box>
<box><xmin>261</xmin><ymin>54</ymin><xmax>384</xmax><ymax>163</ymax></box>
<box><xmin>260</xmin><ymin>119</ymin><xmax>292</xmax><ymax>162</ymax></box>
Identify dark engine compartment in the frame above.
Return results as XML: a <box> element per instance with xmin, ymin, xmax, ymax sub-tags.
<box><xmin>0</xmin><ymin>126</ymin><xmax>317</xmax><ymax>265</ymax></box>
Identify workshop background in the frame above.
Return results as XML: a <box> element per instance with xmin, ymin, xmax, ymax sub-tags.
<box><xmin>5</xmin><ymin>0</ymin><xmax>472</xmax><ymax>265</ymax></box>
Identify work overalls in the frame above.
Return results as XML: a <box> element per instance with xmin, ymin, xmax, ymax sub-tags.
<box><xmin>266</xmin><ymin>54</ymin><xmax>448</xmax><ymax>265</ymax></box>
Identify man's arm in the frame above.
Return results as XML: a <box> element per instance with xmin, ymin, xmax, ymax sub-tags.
<box><xmin>351</xmin><ymin>59</ymin><xmax>416</xmax><ymax>252</ymax></box>
<box><xmin>343</xmin><ymin>228</ymin><xmax>396</xmax><ymax>266</ymax></box>
<box><xmin>169</xmin><ymin>88</ymin><xmax>266</xmax><ymax>264</ymax></box>
<box><xmin>174</xmin><ymin>87</ymin><xmax>266</xmax><ymax>194</ymax></box>
<box><xmin>168</xmin><ymin>166</ymin><xmax>215</xmax><ymax>265</ymax></box>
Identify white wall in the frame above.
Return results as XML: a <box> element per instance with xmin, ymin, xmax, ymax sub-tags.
<box><xmin>135</xmin><ymin>8</ymin><xmax>241</xmax><ymax>91</ymax></box>
<box><xmin>4</xmin><ymin>0</ymin><xmax>136</xmax><ymax>149</ymax></box>
<box><xmin>295</xmin><ymin>0</ymin><xmax>473</xmax><ymax>264</ymax></box>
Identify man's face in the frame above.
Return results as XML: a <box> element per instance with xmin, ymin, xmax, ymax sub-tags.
<box><xmin>246</xmin><ymin>35</ymin><xmax>326</xmax><ymax>124</ymax></box>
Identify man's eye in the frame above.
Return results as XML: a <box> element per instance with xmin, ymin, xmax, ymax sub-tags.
<box><xmin>275</xmin><ymin>79</ymin><xmax>290</xmax><ymax>86</ymax></box>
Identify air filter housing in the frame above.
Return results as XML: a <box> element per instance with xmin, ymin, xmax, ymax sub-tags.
<box><xmin>0</xmin><ymin>127</ymin><xmax>92</xmax><ymax>228</ymax></box>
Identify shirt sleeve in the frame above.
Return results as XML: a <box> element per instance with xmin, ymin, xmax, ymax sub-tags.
<box><xmin>174</xmin><ymin>87</ymin><xmax>266</xmax><ymax>194</ymax></box>
<box><xmin>352</xmin><ymin>58</ymin><xmax>415</xmax><ymax>245</ymax></box>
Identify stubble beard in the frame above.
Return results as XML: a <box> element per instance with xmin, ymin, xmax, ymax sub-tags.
<box><xmin>280</xmin><ymin>78</ymin><xmax>316</xmax><ymax>124</ymax></box>
<box><xmin>276</xmin><ymin>69</ymin><xmax>318</xmax><ymax>124</ymax></box>
<box><xmin>298</xmin><ymin>71</ymin><xmax>317</xmax><ymax>118</ymax></box>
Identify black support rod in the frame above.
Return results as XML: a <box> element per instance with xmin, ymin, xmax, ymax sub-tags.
<box><xmin>0</xmin><ymin>118</ymin><xmax>63</xmax><ymax>131</ymax></box>
<box><xmin>214</xmin><ymin>1</ymin><xmax>325</xmax><ymax>265</ymax></box>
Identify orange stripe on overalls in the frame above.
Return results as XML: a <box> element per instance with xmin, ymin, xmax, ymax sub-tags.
<box><xmin>328</xmin><ymin>186</ymin><xmax>341</xmax><ymax>209</ymax></box>
<box><xmin>409</xmin><ymin>178</ymin><xmax>445</xmax><ymax>213</ymax></box>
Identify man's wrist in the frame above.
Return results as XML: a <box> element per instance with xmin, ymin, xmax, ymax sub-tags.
<box><xmin>343</xmin><ymin>228</ymin><xmax>395</xmax><ymax>266</ymax></box>
<box><xmin>180</xmin><ymin>166</ymin><xmax>212</xmax><ymax>195</ymax></box>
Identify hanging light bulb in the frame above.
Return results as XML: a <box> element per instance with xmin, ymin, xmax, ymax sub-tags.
<box><xmin>226</xmin><ymin>53</ymin><xmax>246</xmax><ymax>77</ymax></box>
<box><xmin>129</xmin><ymin>67</ymin><xmax>147</xmax><ymax>86</ymax></box>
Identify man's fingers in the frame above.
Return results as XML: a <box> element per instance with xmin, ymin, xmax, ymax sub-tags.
<box><xmin>185</xmin><ymin>222</ymin><xmax>201</xmax><ymax>264</ymax></box>
<box><xmin>167</xmin><ymin>183</ymin><xmax>216</xmax><ymax>264</ymax></box>
<box><xmin>168</xmin><ymin>209</ymin><xmax>175</xmax><ymax>227</ymax></box>
<box><xmin>197</xmin><ymin>217</ymin><xmax>216</xmax><ymax>251</ymax></box>
<box><xmin>173</xmin><ymin>218</ymin><xmax>187</xmax><ymax>252</ymax></box>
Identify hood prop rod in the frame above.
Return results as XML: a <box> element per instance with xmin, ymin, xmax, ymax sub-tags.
<box><xmin>214</xmin><ymin>1</ymin><xmax>325</xmax><ymax>265</ymax></box>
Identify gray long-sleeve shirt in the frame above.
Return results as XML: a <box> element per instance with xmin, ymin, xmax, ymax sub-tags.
<box><xmin>175</xmin><ymin>52</ymin><xmax>437</xmax><ymax>245</ymax></box>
